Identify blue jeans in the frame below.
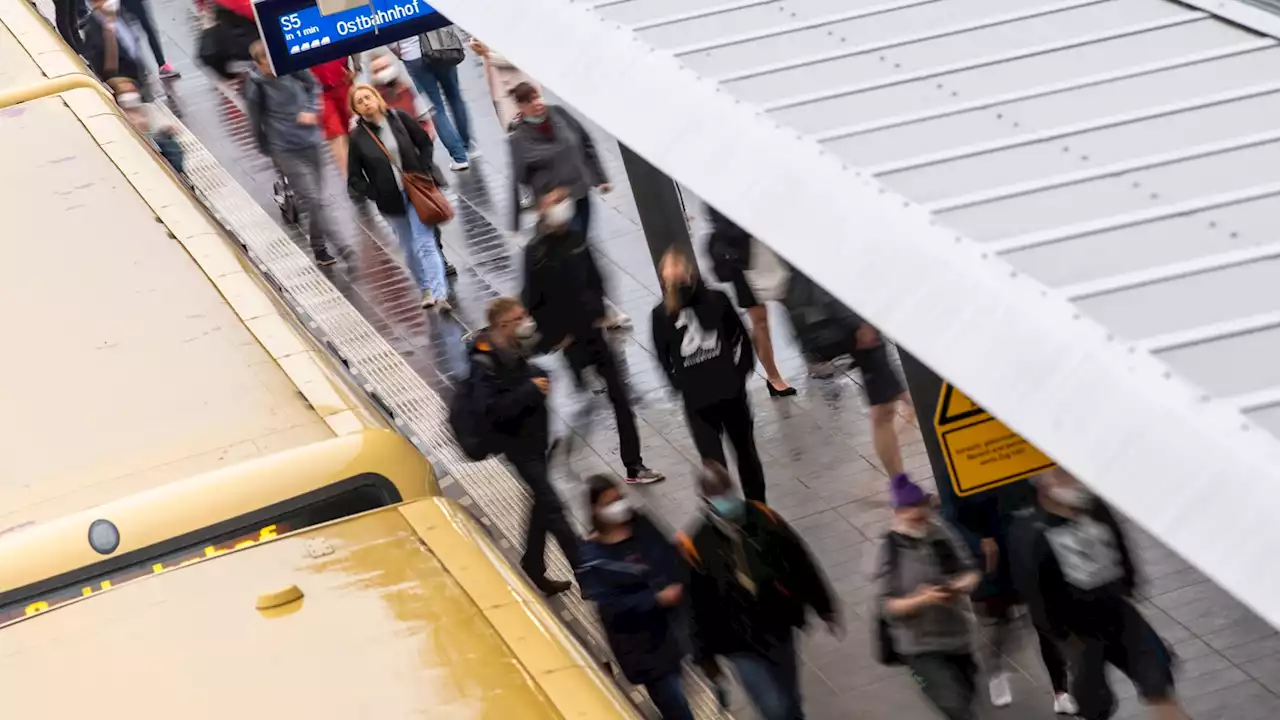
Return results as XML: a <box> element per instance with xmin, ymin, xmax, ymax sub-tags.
<box><xmin>728</xmin><ymin>631</ymin><xmax>804</xmax><ymax>720</ymax></box>
<box><xmin>405</xmin><ymin>59</ymin><xmax>470</xmax><ymax>163</ymax></box>
<box><xmin>384</xmin><ymin>188</ymin><xmax>448</xmax><ymax>299</ymax></box>
<box><xmin>644</xmin><ymin>672</ymin><xmax>694</xmax><ymax>720</ymax></box>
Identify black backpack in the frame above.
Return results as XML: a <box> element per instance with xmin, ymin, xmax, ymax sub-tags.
<box><xmin>448</xmin><ymin>357</ymin><xmax>497</xmax><ymax>461</ymax></box>
<box><xmin>421</xmin><ymin>27</ymin><xmax>466</xmax><ymax>67</ymax></box>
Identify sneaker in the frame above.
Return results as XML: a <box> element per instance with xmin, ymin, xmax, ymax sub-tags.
<box><xmin>605</xmin><ymin>309</ymin><xmax>633</xmax><ymax>330</ymax></box>
<box><xmin>467</xmin><ymin>143</ymin><xmax>483</xmax><ymax>159</ymax></box>
<box><xmin>519</xmin><ymin>187</ymin><xmax>535</xmax><ymax>209</ymax></box>
<box><xmin>1053</xmin><ymin>693</ymin><xmax>1078</xmax><ymax>715</ymax></box>
<box><xmin>158</xmin><ymin>63</ymin><xmax>181</xmax><ymax>79</ymax></box>
<box><xmin>421</xmin><ymin>291</ymin><xmax>436</xmax><ymax>309</ymax></box>
<box><xmin>450</xmin><ymin>159</ymin><xmax>471</xmax><ymax>171</ymax></box>
<box><xmin>444</xmin><ymin>260</ymin><xmax>457</xmax><ymax>277</ymax></box>
<box><xmin>625</xmin><ymin>467</ymin><xmax>665</xmax><ymax>485</ymax></box>
<box><xmin>434</xmin><ymin>298</ymin><xmax>453</xmax><ymax>314</ymax></box>
<box><xmin>314</xmin><ymin>250</ymin><xmax>338</xmax><ymax>266</ymax></box>
<box><xmin>989</xmin><ymin>673</ymin><xmax>1013</xmax><ymax>708</ymax></box>
<box><xmin>532</xmin><ymin>577</ymin><xmax>573</xmax><ymax>596</ymax></box>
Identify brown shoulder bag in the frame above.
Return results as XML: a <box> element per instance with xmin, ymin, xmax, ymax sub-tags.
<box><xmin>364</xmin><ymin>113</ymin><xmax>454</xmax><ymax>225</ymax></box>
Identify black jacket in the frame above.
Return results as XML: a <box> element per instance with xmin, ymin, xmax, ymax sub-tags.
<box><xmin>652</xmin><ymin>284</ymin><xmax>754</xmax><ymax>409</ymax></box>
<box><xmin>705</xmin><ymin>209</ymin><xmax>752</xmax><ymax>285</ymax></box>
<box><xmin>679</xmin><ymin>502</ymin><xmax>835</xmax><ymax>661</ymax></box>
<box><xmin>466</xmin><ymin>331</ymin><xmax>549</xmax><ymax>457</ymax></box>
<box><xmin>348</xmin><ymin>109</ymin><xmax>443</xmax><ymax>217</ymax></box>
<box><xmin>522</xmin><ymin>226</ymin><xmax>607</xmax><ymax>352</ymax></box>
<box><xmin>509</xmin><ymin>105</ymin><xmax>607</xmax><ymax>229</ymax></box>
<box><xmin>1008</xmin><ymin>501</ymin><xmax>1138</xmax><ymax>641</ymax></box>
<box><xmin>82</xmin><ymin>13</ymin><xmax>144</xmax><ymax>83</ymax></box>
<box><xmin>578</xmin><ymin>515</ymin><xmax>687</xmax><ymax>685</ymax></box>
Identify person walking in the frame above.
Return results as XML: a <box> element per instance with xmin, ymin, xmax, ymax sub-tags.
<box><xmin>951</xmin><ymin>481</ymin><xmax>1077</xmax><ymax>714</ymax></box>
<box><xmin>509</xmin><ymin>82</ymin><xmax>610</xmax><ymax>235</ymax></box>
<box><xmin>244</xmin><ymin>41</ymin><xmax>341</xmax><ymax>266</ymax></box>
<box><xmin>82</xmin><ymin>0</ymin><xmax>147</xmax><ymax>90</ymax></box>
<box><xmin>875</xmin><ymin>474</ymin><xmax>983</xmax><ymax>720</ymax></box>
<box><xmin>468</xmin><ymin>297</ymin><xmax>580</xmax><ymax>595</ymax></box>
<box><xmin>311</xmin><ymin>58</ymin><xmax>354</xmax><ymax>174</ymax></box>
<box><xmin>403</xmin><ymin>26</ymin><xmax>473</xmax><ymax>169</ymax></box>
<box><xmin>705</xmin><ymin>207</ymin><xmax>795</xmax><ymax>397</ymax></box>
<box><xmin>522</xmin><ymin>187</ymin><xmax>663</xmax><ymax>485</ymax></box>
<box><xmin>119</xmin><ymin>0</ymin><xmax>177</xmax><ymax>78</ymax></box>
<box><xmin>652</xmin><ymin>248</ymin><xmax>766</xmax><ymax>502</ymax></box>
<box><xmin>578</xmin><ymin>475</ymin><xmax>694</xmax><ymax>720</ymax></box>
<box><xmin>678</xmin><ymin>462</ymin><xmax>840</xmax><ymax>720</ymax></box>
<box><xmin>468</xmin><ymin>37</ymin><xmax>534</xmax><ymax>131</ymax></box>
<box><xmin>1009</xmin><ymin>470</ymin><xmax>1186</xmax><ymax>720</ymax></box>
<box><xmin>346</xmin><ymin>84</ymin><xmax>452</xmax><ymax>311</ymax></box>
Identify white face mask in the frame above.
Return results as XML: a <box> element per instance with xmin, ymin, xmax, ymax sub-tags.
<box><xmin>115</xmin><ymin>91</ymin><xmax>142</xmax><ymax>109</ymax></box>
<box><xmin>541</xmin><ymin>199</ymin><xmax>575</xmax><ymax>229</ymax></box>
<box><xmin>597</xmin><ymin>499</ymin><xmax>633</xmax><ymax>526</ymax></box>
<box><xmin>1048</xmin><ymin>484</ymin><xmax>1095</xmax><ymax>510</ymax></box>
<box><xmin>372</xmin><ymin>68</ymin><xmax>398</xmax><ymax>87</ymax></box>
<box><xmin>101</xmin><ymin>0</ymin><xmax>119</xmax><ymax>13</ymax></box>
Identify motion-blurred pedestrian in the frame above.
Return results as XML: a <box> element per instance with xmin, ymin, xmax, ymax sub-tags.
<box><xmin>679</xmin><ymin>461</ymin><xmax>840</xmax><ymax>720</ymax></box>
<box><xmin>509</xmin><ymin>82</ymin><xmax>610</xmax><ymax>235</ymax></box>
<box><xmin>83</xmin><ymin>0</ymin><xmax>148</xmax><ymax>94</ymax></box>
<box><xmin>705</xmin><ymin>207</ymin><xmax>795</xmax><ymax>397</ymax></box>
<box><xmin>578</xmin><ymin>475</ymin><xmax>693</xmax><ymax>720</ymax></box>
<box><xmin>467</xmin><ymin>297</ymin><xmax>580</xmax><ymax>595</ymax></box>
<box><xmin>120</xmin><ymin>0</ymin><xmax>176</xmax><ymax>78</ymax></box>
<box><xmin>346</xmin><ymin>84</ymin><xmax>451</xmax><ymax>311</ymax></box>
<box><xmin>311</xmin><ymin>58</ymin><xmax>354</xmax><ymax>173</ymax></box>
<box><xmin>245</xmin><ymin>41</ymin><xmax>341</xmax><ymax>266</ymax></box>
<box><xmin>950</xmin><ymin>481</ymin><xmax>1077</xmax><ymax>714</ymax></box>
<box><xmin>1009</xmin><ymin>470</ymin><xmax>1186</xmax><ymax>720</ymax></box>
<box><xmin>875</xmin><ymin>474</ymin><xmax>983</xmax><ymax>720</ymax></box>
<box><xmin>522</xmin><ymin>187</ymin><xmax>663</xmax><ymax>485</ymax></box>
<box><xmin>653</xmin><ymin>248</ymin><xmax>765</xmax><ymax>502</ymax></box>
<box><xmin>407</xmin><ymin>25</ymin><xmax>475</xmax><ymax>169</ymax></box>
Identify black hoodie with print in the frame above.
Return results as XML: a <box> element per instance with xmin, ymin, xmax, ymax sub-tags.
<box><xmin>651</xmin><ymin>283</ymin><xmax>754</xmax><ymax>410</ymax></box>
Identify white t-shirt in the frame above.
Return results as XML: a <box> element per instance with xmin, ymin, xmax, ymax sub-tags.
<box><xmin>396</xmin><ymin>36</ymin><xmax>422</xmax><ymax>61</ymax></box>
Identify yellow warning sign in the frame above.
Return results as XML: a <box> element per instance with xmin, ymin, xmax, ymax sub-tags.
<box><xmin>934</xmin><ymin>383</ymin><xmax>1055</xmax><ymax>496</ymax></box>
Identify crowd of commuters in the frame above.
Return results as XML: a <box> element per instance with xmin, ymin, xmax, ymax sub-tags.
<box><xmin>52</xmin><ymin>9</ymin><xmax>1196</xmax><ymax>717</ymax></box>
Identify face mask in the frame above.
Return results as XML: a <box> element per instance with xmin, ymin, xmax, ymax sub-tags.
<box><xmin>523</xmin><ymin>113</ymin><xmax>546</xmax><ymax>124</ymax></box>
<box><xmin>596</xmin><ymin>499</ymin><xmax>633</xmax><ymax>526</ymax></box>
<box><xmin>101</xmin><ymin>0</ymin><xmax>119</xmax><ymax>13</ymax></box>
<box><xmin>512</xmin><ymin>318</ymin><xmax>540</xmax><ymax>354</ymax></box>
<box><xmin>1049</xmin><ymin>484</ymin><xmax>1095</xmax><ymax>509</ymax></box>
<box><xmin>372</xmin><ymin>68</ymin><xmax>397</xmax><ymax>87</ymax></box>
<box><xmin>541</xmin><ymin>199</ymin><xmax>575</xmax><ymax>229</ymax></box>
<box><xmin>115</xmin><ymin>92</ymin><xmax>142</xmax><ymax>109</ymax></box>
<box><xmin>709</xmin><ymin>496</ymin><xmax>745</xmax><ymax>521</ymax></box>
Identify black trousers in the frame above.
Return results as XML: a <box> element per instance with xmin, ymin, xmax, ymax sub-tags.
<box><xmin>565</xmin><ymin>330</ymin><xmax>642</xmax><ymax>476</ymax></box>
<box><xmin>906</xmin><ymin>652</ymin><xmax>979</xmax><ymax>720</ymax></box>
<box><xmin>54</xmin><ymin>0</ymin><xmax>81</xmax><ymax>54</ymax></box>
<box><xmin>121</xmin><ymin>0</ymin><xmax>166</xmax><ymax>66</ymax></box>
<box><xmin>686</xmin><ymin>392</ymin><xmax>766</xmax><ymax>503</ymax></box>
<box><xmin>509</xmin><ymin>449</ymin><xmax>581</xmax><ymax>579</ymax></box>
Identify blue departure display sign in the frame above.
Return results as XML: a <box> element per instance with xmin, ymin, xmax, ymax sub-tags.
<box><xmin>253</xmin><ymin>0</ymin><xmax>452</xmax><ymax>75</ymax></box>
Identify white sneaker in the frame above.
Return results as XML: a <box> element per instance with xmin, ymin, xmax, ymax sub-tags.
<box><xmin>450</xmin><ymin>160</ymin><xmax>471</xmax><ymax>171</ymax></box>
<box><xmin>1053</xmin><ymin>693</ymin><xmax>1079</xmax><ymax>715</ymax></box>
<box><xmin>421</xmin><ymin>291</ymin><xmax>436</xmax><ymax>309</ymax></box>
<box><xmin>467</xmin><ymin>143</ymin><xmax>483</xmax><ymax>159</ymax></box>
<box><xmin>989</xmin><ymin>673</ymin><xmax>1013</xmax><ymax>708</ymax></box>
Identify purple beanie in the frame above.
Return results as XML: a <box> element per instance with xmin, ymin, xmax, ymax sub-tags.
<box><xmin>890</xmin><ymin>474</ymin><xmax>929</xmax><ymax>508</ymax></box>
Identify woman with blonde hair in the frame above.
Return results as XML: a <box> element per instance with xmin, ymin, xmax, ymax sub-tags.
<box><xmin>651</xmin><ymin>248</ymin><xmax>768</xmax><ymax>502</ymax></box>
<box><xmin>346</xmin><ymin>83</ymin><xmax>451</xmax><ymax>311</ymax></box>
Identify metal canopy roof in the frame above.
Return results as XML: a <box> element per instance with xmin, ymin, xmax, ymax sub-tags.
<box><xmin>433</xmin><ymin>0</ymin><xmax>1280</xmax><ymax>627</ymax></box>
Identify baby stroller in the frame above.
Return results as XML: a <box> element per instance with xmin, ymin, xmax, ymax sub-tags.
<box><xmin>271</xmin><ymin>159</ymin><xmax>301</xmax><ymax>226</ymax></box>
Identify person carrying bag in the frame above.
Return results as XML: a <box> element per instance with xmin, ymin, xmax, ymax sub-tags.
<box><xmin>347</xmin><ymin>84</ymin><xmax>453</xmax><ymax>310</ymax></box>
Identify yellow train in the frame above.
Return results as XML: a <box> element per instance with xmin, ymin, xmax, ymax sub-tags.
<box><xmin>0</xmin><ymin>2</ymin><xmax>638</xmax><ymax>716</ymax></box>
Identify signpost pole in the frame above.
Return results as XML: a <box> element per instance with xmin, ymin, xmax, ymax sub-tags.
<box><xmin>898</xmin><ymin>350</ymin><xmax>962</xmax><ymax>512</ymax></box>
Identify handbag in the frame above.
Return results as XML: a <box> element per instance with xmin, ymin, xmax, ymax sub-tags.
<box><xmin>363</xmin><ymin>112</ymin><xmax>454</xmax><ymax>225</ymax></box>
